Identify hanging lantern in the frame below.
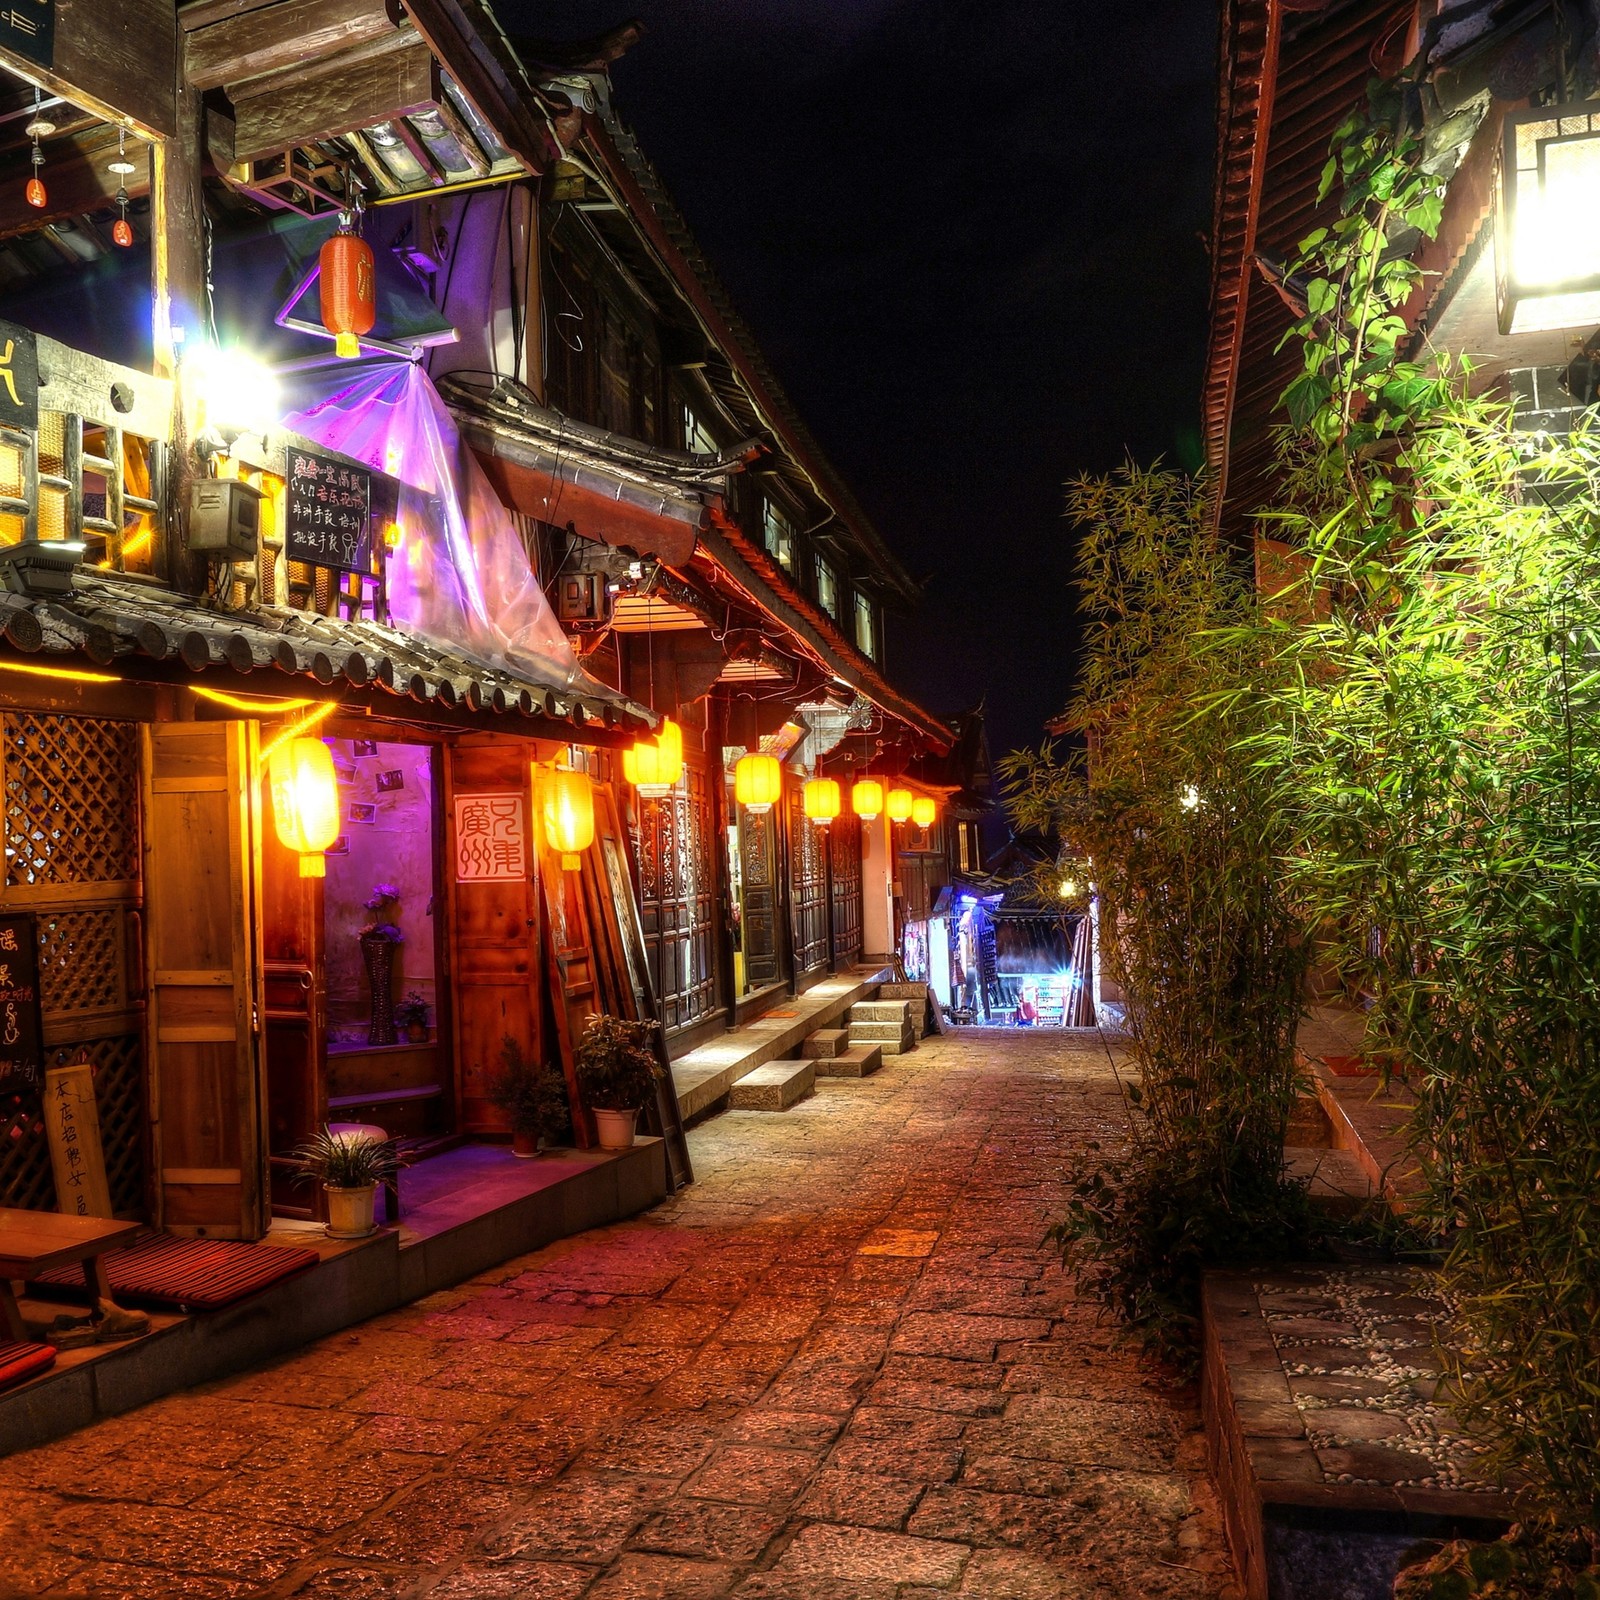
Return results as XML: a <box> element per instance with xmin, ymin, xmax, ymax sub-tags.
<box><xmin>112</xmin><ymin>208</ymin><xmax>133</xmax><ymax>249</ymax></box>
<box><xmin>886</xmin><ymin>787</ymin><xmax>914</xmax><ymax>824</ymax></box>
<box><xmin>320</xmin><ymin>217</ymin><xmax>376</xmax><ymax>359</ymax></box>
<box><xmin>734</xmin><ymin>752</ymin><xmax>781</xmax><ymax>813</ymax></box>
<box><xmin>911</xmin><ymin>795</ymin><xmax>937</xmax><ymax>830</ymax></box>
<box><xmin>803</xmin><ymin>777</ymin><xmax>841</xmax><ymax>825</ymax></box>
<box><xmin>24</xmin><ymin>89</ymin><xmax>49</xmax><ymax>210</ymax></box>
<box><xmin>654</xmin><ymin>717</ymin><xmax>684</xmax><ymax>783</ymax></box>
<box><xmin>624</xmin><ymin>717</ymin><xmax>683</xmax><ymax>797</ymax></box>
<box><xmin>267</xmin><ymin>737</ymin><xmax>340</xmax><ymax>878</ymax></box>
<box><xmin>851</xmin><ymin>777</ymin><xmax>884</xmax><ymax>822</ymax></box>
<box><xmin>541</xmin><ymin>763</ymin><xmax>594</xmax><ymax>871</ymax></box>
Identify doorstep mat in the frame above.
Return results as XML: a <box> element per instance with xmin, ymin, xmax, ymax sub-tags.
<box><xmin>29</xmin><ymin>1233</ymin><xmax>319</xmax><ymax>1312</ymax></box>
<box><xmin>0</xmin><ymin>1339</ymin><xmax>55</xmax><ymax>1391</ymax></box>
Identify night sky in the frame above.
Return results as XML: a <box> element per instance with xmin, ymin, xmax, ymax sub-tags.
<box><xmin>503</xmin><ymin>0</ymin><xmax>1218</xmax><ymax>759</ymax></box>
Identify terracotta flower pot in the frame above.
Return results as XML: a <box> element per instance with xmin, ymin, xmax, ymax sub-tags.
<box><xmin>406</xmin><ymin>1024</ymin><xmax>428</xmax><ymax>1044</ymax></box>
<box><xmin>512</xmin><ymin>1128</ymin><xmax>541</xmax><ymax>1159</ymax></box>
<box><xmin>325</xmin><ymin>1182</ymin><xmax>378</xmax><ymax>1239</ymax></box>
<box><xmin>592</xmin><ymin>1108</ymin><xmax>638</xmax><ymax>1150</ymax></box>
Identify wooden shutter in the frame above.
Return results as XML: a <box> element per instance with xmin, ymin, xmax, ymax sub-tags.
<box><xmin>444</xmin><ymin>738</ymin><xmax>544</xmax><ymax>1134</ymax></box>
<box><xmin>143</xmin><ymin>721</ymin><xmax>265</xmax><ymax>1239</ymax></box>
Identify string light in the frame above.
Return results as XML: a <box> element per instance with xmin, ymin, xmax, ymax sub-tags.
<box><xmin>190</xmin><ymin>684</ymin><xmax>320</xmax><ymax>715</ymax></box>
<box><xmin>0</xmin><ymin>658</ymin><xmax>116</xmax><ymax>685</ymax></box>
<box><xmin>260</xmin><ymin>700</ymin><xmax>338</xmax><ymax>758</ymax></box>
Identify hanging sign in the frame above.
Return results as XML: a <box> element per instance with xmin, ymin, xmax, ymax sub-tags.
<box><xmin>285</xmin><ymin>447</ymin><xmax>372</xmax><ymax>573</ymax></box>
<box><xmin>0</xmin><ymin>911</ymin><xmax>43</xmax><ymax>1099</ymax></box>
<box><xmin>0</xmin><ymin>0</ymin><xmax>53</xmax><ymax>68</ymax></box>
<box><xmin>454</xmin><ymin>793</ymin><xmax>528</xmax><ymax>881</ymax></box>
<box><xmin>45</xmin><ymin>1052</ymin><xmax>112</xmax><ymax>1220</ymax></box>
<box><xmin>0</xmin><ymin>320</ymin><xmax>39</xmax><ymax>433</ymax></box>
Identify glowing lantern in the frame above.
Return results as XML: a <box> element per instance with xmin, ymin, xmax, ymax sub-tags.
<box><xmin>320</xmin><ymin>222</ymin><xmax>376</xmax><ymax>359</ymax></box>
<box><xmin>24</xmin><ymin>176</ymin><xmax>44</xmax><ymax>209</ymax></box>
<box><xmin>267</xmin><ymin>737</ymin><xmax>340</xmax><ymax>877</ymax></box>
<box><xmin>541</xmin><ymin>764</ymin><xmax>594</xmax><ymax>871</ymax></box>
<box><xmin>654</xmin><ymin>716</ymin><xmax>683</xmax><ymax>780</ymax></box>
<box><xmin>886</xmin><ymin>787</ymin><xmax>914</xmax><ymax>824</ymax></box>
<box><xmin>911</xmin><ymin>795</ymin><xmax>937</xmax><ymax>830</ymax></box>
<box><xmin>624</xmin><ymin>717</ymin><xmax>683</xmax><ymax>797</ymax></box>
<box><xmin>1496</xmin><ymin>103</ymin><xmax>1600</xmax><ymax>334</ymax></box>
<box><xmin>734</xmin><ymin>752</ymin><xmax>781</xmax><ymax>813</ymax></box>
<box><xmin>803</xmin><ymin>777</ymin><xmax>841</xmax><ymax>825</ymax></box>
<box><xmin>851</xmin><ymin>777</ymin><xmax>884</xmax><ymax>821</ymax></box>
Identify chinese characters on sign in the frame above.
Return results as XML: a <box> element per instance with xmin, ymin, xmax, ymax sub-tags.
<box><xmin>454</xmin><ymin>794</ymin><xmax>527</xmax><ymax>882</ymax></box>
<box><xmin>0</xmin><ymin>319</ymin><xmax>39</xmax><ymax>433</ymax></box>
<box><xmin>0</xmin><ymin>912</ymin><xmax>43</xmax><ymax>1099</ymax></box>
<box><xmin>285</xmin><ymin>447</ymin><xmax>372</xmax><ymax>573</ymax></box>
<box><xmin>45</xmin><ymin>1053</ymin><xmax>112</xmax><ymax>1220</ymax></box>
<box><xmin>0</xmin><ymin>0</ymin><xmax>52</xmax><ymax>68</ymax></box>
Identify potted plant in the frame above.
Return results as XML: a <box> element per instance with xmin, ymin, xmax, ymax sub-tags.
<box><xmin>292</xmin><ymin>1125</ymin><xmax>403</xmax><ymax>1239</ymax></box>
<box><xmin>573</xmin><ymin>1013</ymin><xmax>664</xmax><ymax>1150</ymax></box>
<box><xmin>359</xmin><ymin>883</ymin><xmax>404</xmax><ymax>1045</ymax></box>
<box><xmin>485</xmin><ymin>1035</ymin><xmax>573</xmax><ymax>1157</ymax></box>
<box><xmin>396</xmin><ymin>990</ymin><xmax>430</xmax><ymax>1044</ymax></box>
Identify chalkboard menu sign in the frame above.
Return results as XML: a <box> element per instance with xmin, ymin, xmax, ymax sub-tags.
<box><xmin>0</xmin><ymin>912</ymin><xmax>44</xmax><ymax>1099</ymax></box>
<box><xmin>285</xmin><ymin>447</ymin><xmax>372</xmax><ymax>573</ymax></box>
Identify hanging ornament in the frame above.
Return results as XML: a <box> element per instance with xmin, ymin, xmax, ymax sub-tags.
<box><xmin>734</xmin><ymin>752</ymin><xmax>781</xmax><ymax>813</ymax></box>
<box><xmin>108</xmin><ymin>128</ymin><xmax>135</xmax><ymax>247</ymax></box>
<box><xmin>851</xmin><ymin>777</ymin><xmax>884</xmax><ymax>822</ymax></box>
<box><xmin>803</xmin><ymin>777</ymin><xmax>841</xmax><ymax>825</ymax></box>
<box><xmin>320</xmin><ymin>209</ymin><xmax>375</xmax><ymax>359</ymax></box>
<box><xmin>886</xmin><ymin>787</ymin><xmax>915</xmax><ymax>824</ymax></box>
<box><xmin>911</xmin><ymin>794</ymin><xmax>937</xmax><ymax>830</ymax></box>
<box><xmin>24</xmin><ymin>90</ymin><xmax>51</xmax><ymax>210</ymax></box>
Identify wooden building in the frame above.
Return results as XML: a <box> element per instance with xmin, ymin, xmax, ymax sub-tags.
<box><xmin>0</xmin><ymin>0</ymin><xmax>949</xmax><ymax>1250</ymax></box>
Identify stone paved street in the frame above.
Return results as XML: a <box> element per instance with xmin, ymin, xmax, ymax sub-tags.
<box><xmin>0</xmin><ymin>1029</ymin><xmax>1241</xmax><ymax>1600</ymax></box>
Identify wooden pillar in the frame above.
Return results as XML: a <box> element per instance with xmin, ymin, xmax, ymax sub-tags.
<box><xmin>150</xmin><ymin>72</ymin><xmax>209</xmax><ymax>592</ymax></box>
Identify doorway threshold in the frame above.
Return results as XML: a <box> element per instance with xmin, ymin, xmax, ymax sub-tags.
<box><xmin>0</xmin><ymin>1138</ymin><xmax>667</xmax><ymax>1458</ymax></box>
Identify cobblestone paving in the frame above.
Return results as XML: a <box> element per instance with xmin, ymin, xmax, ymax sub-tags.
<box><xmin>0</xmin><ymin>1028</ymin><xmax>1242</xmax><ymax>1599</ymax></box>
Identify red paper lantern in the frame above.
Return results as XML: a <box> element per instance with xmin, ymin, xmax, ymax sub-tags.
<box><xmin>320</xmin><ymin>227</ymin><xmax>375</xmax><ymax>359</ymax></box>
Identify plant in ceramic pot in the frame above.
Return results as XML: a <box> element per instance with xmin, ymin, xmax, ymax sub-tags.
<box><xmin>396</xmin><ymin>990</ymin><xmax>429</xmax><ymax>1044</ymax></box>
<box><xmin>573</xmin><ymin>1014</ymin><xmax>663</xmax><ymax>1150</ymax></box>
<box><xmin>359</xmin><ymin>883</ymin><xmax>404</xmax><ymax>1045</ymax></box>
<box><xmin>292</xmin><ymin>1124</ymin><xmax>403</xmax><ymax>1239</ymax></box>
<box><xmin>486</xmin><ymin>1035</ymin><xmax>573</xmax><ymax>1157</ymax></box>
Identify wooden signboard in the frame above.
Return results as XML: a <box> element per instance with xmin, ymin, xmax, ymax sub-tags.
<box><xmin>453</xmin><ymin>793</ymin><xmax>527</xmax><ymax>881</ymax></box>
<box><xmin>0</xmin><ymin>321</ymin><xmax>38</xmax><ymax>435</ymax></box>
<box><xmin>285</xmin><ymin>446</ymin><xmax>372</xmax><ymax>573</ymax></box>
<box><xmin>0</xmin><ymin>0</ymin><xmax>52</xmax><ymax>68</ymax></box>
<box><xmin>0</xmin><ymin>911</ymin><xmax>43</xmax><ymax>1099</ymax></box>
<box><xmin>45</xmin><ymin>1054</ymin><xmax>113</xmax><ymax>1220</ymax></box>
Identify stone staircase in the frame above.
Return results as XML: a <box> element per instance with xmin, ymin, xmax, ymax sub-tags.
<box><xmin>803</xmin><ymin>1029</ymin><xmax>883</xmax><ymax>1078</ymax></box>
<box><xmin>729</xmin><ymin>1060</ymin><xmax>815</xmax><ymax>1110</ymax></box>
<box><xmin>847</xmin><ymin>998</ymin><xmax>917</xmax><ymax>1056</ymax></box>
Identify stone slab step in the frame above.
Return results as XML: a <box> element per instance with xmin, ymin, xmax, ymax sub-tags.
<box><xmin>850</xmin><ymin>1000</ymin><xmax>912</xmax><ymax>1024</ymax></box>
<box><xmin>876</xmin><ymin>982</ymin><xmax>929</xmax><ymax>1000</ymax></box>
<box><xmin>729</xmin><ymin>1060</ymin><xmax>815</xmax><ymax>1111</ymax></box>
<box><xmin>802</xmin><ymin>1028</ymin><xmax>850</xmax><ymax>1060</ymax></box>
<box><xmin>849</xmin><ymin>1019</ymin><xmax>915</xmax><ymax>1044</ymax></box>
<box><xmin>1284</xmin><ymin>1145</ymin><xmax>1374</xmax><ymax>1216</ymax></box>
<box><xmin>814</xmin><ymin>1044</ymin><xmax>883</xmax><ymax>1078</ymax></box>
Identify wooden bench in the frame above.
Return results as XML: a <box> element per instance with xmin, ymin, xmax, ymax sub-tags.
<box><xmin>0</xmin><ymin>1209</ymin><xmax>141</xmax><ymax>1342</ymax></box>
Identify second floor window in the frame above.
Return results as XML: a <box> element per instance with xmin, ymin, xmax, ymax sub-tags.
<box><xmin>816</xmin><ymin>557</ymin><xmax>839</xmax><ymax>618</ymax></box>
<box><xmin>855</xmin><ymin>592</ymin><xmax>877</xmax><ymax>658</ymax></box>
<box><xmin>684</xmin><ymin>406</ymin><xmax>717</xmax><ymax>455</ymax></box>
<box><xmin>764</xmin><ymin>502</ymin><xmax>794</xmax><ymax>571</ymax></box>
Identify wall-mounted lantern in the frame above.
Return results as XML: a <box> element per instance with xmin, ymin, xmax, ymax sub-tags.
<box><xmin>803</xmin><ymin>777</ymin><xmax>841</xmax><ymax>825</ymax></box>
<box><xmin>268</xmin><ymin>736</ymin><xmax>340</xmax><ymax>877</ymax></box>
<box><xmin>734</xmin><ymin>752</ymin><xmax>781</xmax><ymax>813</ymax></box>
<box><xmin>1496</xmin><ymin>102</ymin><xmax>1600</xmax><ymax>334</ymax></box>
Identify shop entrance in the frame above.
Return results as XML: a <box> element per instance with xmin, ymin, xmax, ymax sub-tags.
<box><xmin>263</xmin><ymin>733</ymin><xmax>451</xmax><ymax>1218</ymax></box>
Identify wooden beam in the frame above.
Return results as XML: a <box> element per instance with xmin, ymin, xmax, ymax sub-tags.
<box><xmin>0</xmin><ymin>0</ymin><xmax>177</xmax><ymax>141</ymax></box>
<box><xmin>179</xmin><ymin>0</ymin><xmax>280</xmax><ymax>32</ymax></box>
<box><xmin>185</xmin><ymin>0</ymin><xmax>403</xmax><ymax>93</ymax></box>
<box><xmin>231</xmin><ymin>36</ymin><xmax>438</xmax><ymax>164</ymax></box>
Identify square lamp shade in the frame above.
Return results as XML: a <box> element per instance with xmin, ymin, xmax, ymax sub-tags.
<box><xmin>1496</xmin><ymin>102</ymin><xmax>1600</xmax><ymax>335</ymax></box>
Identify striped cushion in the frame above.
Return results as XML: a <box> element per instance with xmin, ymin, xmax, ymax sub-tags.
<box><xmin>31</xmin><ymin>1233</ymin><xmax>319</xmax><ymax>1312</ymax></box>
<box><xmin>0</xmin><ymin>1340</ymin><xmax>55</xmax><ymax>1391</ymax></box>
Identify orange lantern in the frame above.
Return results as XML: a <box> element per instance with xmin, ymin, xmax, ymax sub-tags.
<box><xmin>912</xmin><ymin>794</ymin><xmax>937</xmax><ymax>830</ymax></box>
<box><xmin>851</xmin><ymin>777</ymin><xmax>884</xmax><ymax>821</ymax></box>
<box><xmin>112</xmin><ymin>216</ymin><xmax>133</xmax><ymax>248</ymax></box>
<box><xmin>735</xmin><ymin>752</ymin><xmax>781</xmax><ymax>813</ymax></box>
<box><xmin>267</xmin><ymin>737</ymin><xmax>340</xmax><ymax>877</ymax></box>
<box><xmin>885</xmin><ymin>787</ymin><xmax>914</xmax><ymax>824</ymax></box>
<box><xmin>24</xmin><ymin>175</ymin><xmax>44</xmax><ymax>209</ymax></box>
<box><xmin>541</xmin><ymin>763</ymin><xmax>594</xmax><ymax>870</ymax></box>
<box><xmin>803</xmin><ymin>777</ymin><xmax>841</xmax><ymax>825</ymax></box>
<box><xmin>320</xmin><ymin>222</ymin><xmax>376</xmax><ymax>359</ymax></box>
<box><xmin>624</xmin><ymin>717</ymin><xmax>683</xmax><ymax>796</ymax></box>
<box><xmin>654</xmin><ymin>717</ymin><xmax>684</xmax><ymax>782</ymax></box>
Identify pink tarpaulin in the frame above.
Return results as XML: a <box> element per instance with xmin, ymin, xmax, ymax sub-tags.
<box><xmin>284</xmin><ymin>361</ymin><xmax>587</xmax><ymax>689</ymax></box>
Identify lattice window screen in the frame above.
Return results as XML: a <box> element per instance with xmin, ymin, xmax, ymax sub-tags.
<box><xmin>0</xmin><ymin>713</ymin><xmax>146</xmax><ymax>1216</ymax></box>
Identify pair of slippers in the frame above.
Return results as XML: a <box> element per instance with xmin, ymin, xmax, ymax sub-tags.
<box><xmin>39</xmin><ymin>1302</ymin><xmax>150</xmax><ymax>1348</ymax></box>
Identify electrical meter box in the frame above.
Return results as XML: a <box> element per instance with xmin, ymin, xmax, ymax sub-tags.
<box><xmin>188</xmin><ymin>478</ymin><xmax>265</xmax><ymax>559</ymax></box>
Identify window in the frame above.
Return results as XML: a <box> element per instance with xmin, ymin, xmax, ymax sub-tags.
<box><xmin>764</xmin><ymin>501</ymin><xmax>794</xmax><ymax>571</ymax></box>
<box><xmin>855</xmin><ymin>592</ymin><xmax>877</xmax><ymax>659</ymax></box>
<box><xmin>815</xmin><ymin>556</ymin><xmax>838</xmax><ymax>618</ymax></box>
<box><xmin>958</xmin><ymin>823</ymin><xmax>971</xmax><ymax>874</ymax></box>
<box><xmin>683</xmin><ymin>406</ymin><xmax>717</xmax><ymax>455</ymax></box>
